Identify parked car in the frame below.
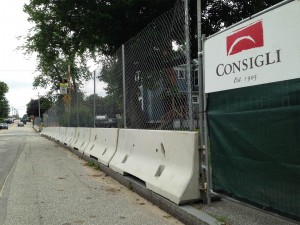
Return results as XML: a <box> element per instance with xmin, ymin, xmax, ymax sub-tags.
<box><xmin>18</xmin><ymin>122</ymin><xmax>25</xmax><ymax>127</ymax></box>
<box><xmin>3</xmin><ymin>118</ymin><xmax>13</xmax><ymax>124</ymax></box>
<box><xmin>95</xmin><ymin>115</ymin><xmax>118</xmax><ymax>128</ymax></box>
<box><xmin>0</xmin><ymin>123</ymin><xmax>8</xmax><ymax>129</ymax></box>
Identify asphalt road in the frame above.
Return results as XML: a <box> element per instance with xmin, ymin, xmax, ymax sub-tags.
<box><xmin>0</xmin><ymin>122</ymin><xmax>183</xmax><ymax>225</ymax></box>
<box><xmin>0</xmin><ymin>121</ymin><xmax>32</xmax><ymax>196</ymax></box>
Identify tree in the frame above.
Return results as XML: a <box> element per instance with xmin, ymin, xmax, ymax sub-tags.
<box><xmin>22</xmin><ymin>0</ymin><xmax>284</xmax><ymax>78</ymax></box>
<box><xmin>22</xmin><ymin>0</ymin><xmax>176</xmax><ymax>94</ymax></box>
<box><xmin>22</xmin><ymin>0</ymin><xmax>92</xmax><ymax>94</ymax></box>
<box><xmin>26</xmin><ymin>97</ymin><xmax>52</xmax><ymax>118</ymax></box>
<box><xmin>0</xmin><ymin>81</ymin><xmax>9</xmax><ymax>118</ymax></box>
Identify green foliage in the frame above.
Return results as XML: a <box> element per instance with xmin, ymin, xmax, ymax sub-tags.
<box><xmin>201</xmin><ymin>0</ymin><xmax>282</xmax><ymax>36</ymax></box>
<box><xmin>26</xmin><ymin>96</ymin><xmax>52</xmax><ymax>117</ymax></box>
<box><xmin>0</xmin><ymin>81</ymin><xmax>9</xmax><ymax>118</ymax></box>
<box><xmin>85</xmin><ymin>94</ymin><xmax>122</xmax><ymax>118</ymax></box>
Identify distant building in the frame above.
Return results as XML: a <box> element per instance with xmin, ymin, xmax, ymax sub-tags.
<box><xmin>136</xmin><ymin>60</ymin><xmax>199</xmax><ymax>129</ymax></box>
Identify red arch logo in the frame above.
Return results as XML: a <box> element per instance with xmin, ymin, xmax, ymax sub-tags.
<box><xmin>227</xmin><ymin>21</ymin><xmax>264</xmax><ymax>56</ymax></box>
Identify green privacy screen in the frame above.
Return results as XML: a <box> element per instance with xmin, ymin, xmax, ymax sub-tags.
<box><xmin>208</xmin><ymin>78</ymin><xmax>300</xmax><ymax>219</ymax></box>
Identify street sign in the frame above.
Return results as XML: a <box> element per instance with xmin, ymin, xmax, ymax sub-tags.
<box><xmin>60</xmin><ymin>82</ymin><xmax>68</xmax><ymax>95</ymax></box>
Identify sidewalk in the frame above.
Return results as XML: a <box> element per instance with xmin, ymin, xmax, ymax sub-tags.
<box><xmin>1</xmin><ymin>133</ymin><xmax>183</xmax><ymax>225</ymax></box>
<box><xmin>48</xmin><ymin>134</ymin><xmax>299</xmax><ymax>225</ymax></box>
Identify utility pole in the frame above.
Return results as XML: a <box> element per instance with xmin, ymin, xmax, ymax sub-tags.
<box><xmin>38</xmin><ymin>92</ymin><xmax>41</xmax><ymax>118</ymax></box>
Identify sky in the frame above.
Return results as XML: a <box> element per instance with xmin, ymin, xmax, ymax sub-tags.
<box><xmin>0</xmin><ymin>0</ymin><xmax>105</xmax><ymax>117</ymax></box>
<box><xmin>0</xmin><ymin>0</ymin><xmax>42</xmax><ymax>117</ymax></box>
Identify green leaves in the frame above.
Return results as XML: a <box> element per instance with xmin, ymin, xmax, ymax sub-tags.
<box><xmin>26</xmin><ymin>97</ymin><xmax>52</xmax><ymax>117</ymax></box>
<box><xmin>0</xmin><ymin>81</ymin><xmax>9</xmax><ymax>118</ymax></box>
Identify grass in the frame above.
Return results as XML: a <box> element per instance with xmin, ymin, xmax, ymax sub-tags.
<box><xmin>85</xmin><ymin>160</ymin><xmax>102</xmax><ymax>172</ymax></box>
<box><xmin>128</xmin><ymin>182</ymin><xmax>132</xmax><ymax>190</ymax></box>
<box><xmin>215</xmin><ymin>215</ymin><xmax>229</xmax><ymax>225</ymax></box>
<box><xmin>87</xmin><ymin>160</ymin><xmax>94</xmax><ymax>167</ymax></box>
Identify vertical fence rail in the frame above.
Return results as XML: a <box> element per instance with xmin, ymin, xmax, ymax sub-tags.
<box><xmin>122</xmin><ymin>45</ymin><xmax>127</xmax><ymax>128</ymax></box>
<box><xmin>184</xmin><ymin>0</ymin><xmax>193</xmax><ymax>131</ymax></box>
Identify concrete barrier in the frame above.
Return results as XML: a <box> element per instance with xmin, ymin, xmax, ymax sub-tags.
<box><xmin>109</xmin><ymin>129</ymin><xmax>200</xmax><ymax>205</ymax></box>
<box><xmin>42</xmin><ymin>127</ymin><xmax>52</xmax><ymax>138</ymax></box>
<box><xmin>56</xmin><ymin>127</ymin><xmax>67</xmax><ymax>143</ymax></box>
<box><xmin>33</xmin><ymin>124</ymin><xmax>40</xmax><ymax>132</ymax></box>
<box><xmin>70</xmin><ymin>128</ymin><xmax>91</xmax><ymax>153</ymax></box>
<box><xmin>84</xmin><ymin>128</ymin><xmax>119</xmax><ymax>166</ymax></box>
<box><xmin>49</xmin><ymin>127</ymin><xmax>61</xmax><ymax>140</ymax></box>
<box><xmin>41</xmin><ymin>127</ymin><xmax>50</xmax><ymax>136</ymax></box>
<box><xmin>63</xmin><ymin>127</ymin><xmax>77</xmax><ymax>146</ymax></box>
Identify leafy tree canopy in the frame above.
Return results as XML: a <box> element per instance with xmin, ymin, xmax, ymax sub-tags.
<box><xmin>22</xmin><ymin>0</ymin><xmax>282</xmax><ymax>106</ymax></box>
<box><xmin>0</xmin><ymin>81</ymin><xmax>9</xmax><ymax>118</ymax></box>
<box><xmin>26</xmin><ymin>96</ymin><xmax>52</xmax><ymax>118</ymax></box>
<box><xmin>23</xmin><ymin>0</ymin><xmax>283</xmax><ymax>60</ymax></box>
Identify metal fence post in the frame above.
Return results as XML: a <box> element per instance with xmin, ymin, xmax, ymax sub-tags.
<box><xmin>93</xmin><ymin>70</ymin><xmax>96</xmax><ymax>128</ymax></box>
<box><xmin>197</xmin><ymin>0</ymin><xmax>211</xmax><ymax>205</ymax></box>
<box><xmin>122</xmin><ymin>44</ymin><xmax>127</xmax><ymax>128</ymax></box>
<box><xmin>184</xmin><ymin>0</ymin><xmax>193</xmax><ymax>131</ymax></box>
<box><xmin>202</xmin><ymin>34</ymin><xmax>212</xmax><ymax>205</ymax></box>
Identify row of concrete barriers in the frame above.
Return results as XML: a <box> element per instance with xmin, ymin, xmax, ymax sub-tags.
<box><xmin>42</xmin><ymin>127</ymin><xmax>201</xmax><ymax>205</ymax></box>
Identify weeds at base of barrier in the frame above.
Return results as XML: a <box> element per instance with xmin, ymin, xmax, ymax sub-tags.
<box><xmin>128</xmin><ymin>182</ymin><xmax>133</xmax><ymax>190</ymax></box>
<box><xmin>85</xmin><ymin>160</ymin><xmax>102</xmax><ymax>172</ymax></box>
<box><xmin>163</xmin><ymin>215</ymin><xmax>172</xmax><ymax>219</ymax></box>
<box><xmin>94</xmin><ymin>164</ymin><xmax>101</xmax><ymax>171</ymax></box>
<box><xmin>215</xmin><ymin>216</ymin><xmax>229</xmax><ymax>225</ymax></box>
<box><xmin>83</xmin><ymin>160</ymin><xmax>93</xmax><ymax>168</ymax></box>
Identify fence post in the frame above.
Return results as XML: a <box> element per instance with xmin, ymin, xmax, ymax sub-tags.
<box><xmin>122</xmin><ymin>45</ymin><xmax>127</xmax><ymax>128</ymax></box>
<box><xmin>184</xmin><ymin>0</ymin><xmax>193</xmax><ymax>131</ymax></box>
<box><xmin>93</xmin><ymin>70</ymin><xmax>96</xmax><ymax>128</ymax></box>
<box><xmin>197</xmin><ymin>0</ymin><xmax>211</xmax><ymax>205</ymax></box>
<box><xmin>202</xmin><ymin>35</ymin><xmax>212</xmax><ymax>205</ymax></box>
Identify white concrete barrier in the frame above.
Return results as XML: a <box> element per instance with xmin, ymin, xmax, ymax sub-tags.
<box><xmin>33</xmin><ymin>124</ymin><xmax>40</xmax><ymax>132</ymax></box>
<box><xmin>70</xmin><ymin>128</ymin><xmax>91</xmax><ymax>153</ymax></box>
<box><xmin>41</xmin><ymin>127</ymin><xmax>50</xmax><ymax>136</ymax></box>
<box><xmin>43</xmin><ymin>127</ymin><xmax>53</xmax><ymax>138</ymax></box>
<box><xmin>109</xmin><ymin>129</ymin><xmax>200</xmax><ymax>205</ymax></box>
<box><xmin>84</xmin><ymin>128</ymin><xmax>119</xmax><ymax>166</ymax></box>
<box><xmin>56</xmin><ymin>127</ymin><xmax>67</xmax><ymax>143</ymax></box>
<box><xmin>63</xmin><ymin>127</ymin><xmax>77</xmax><ymax>146</ymax></box>
<box><xmin>49</xmin><ymin>127</ymin><xmax>61</xmax><ymax>140</ymax></box>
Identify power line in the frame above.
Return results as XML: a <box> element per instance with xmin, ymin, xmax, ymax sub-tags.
<box><xmin>0</xmin><ymin>69</ymin><xmax>35</xmax><ymax>72</ymax></box>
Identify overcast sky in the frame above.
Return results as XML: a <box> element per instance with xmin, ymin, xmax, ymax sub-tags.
<box><xmin>0</xmin><ymin>0</ymin><xmax>105</xmax><ymax>117</ymax></box>
<box><xmin>0</xmin><ymin>0</ymin><xmax>41</xmax><ymax>117</ymax></box>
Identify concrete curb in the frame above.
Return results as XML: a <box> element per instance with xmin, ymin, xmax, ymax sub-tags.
<box><xmin>42</xmin><ymin>134</ymin><xmax>222</xmax><ymax>225</ymax></box>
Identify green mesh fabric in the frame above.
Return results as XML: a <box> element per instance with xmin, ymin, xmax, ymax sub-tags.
<box><xmin>208</xmin><ymin>78</ymin><xmax>300</xmax><ymax>219</ymax></box>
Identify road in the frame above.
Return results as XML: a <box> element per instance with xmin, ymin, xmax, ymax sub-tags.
<box><xmin>0</xmin><ymin>121</ymin><xmax>32</xmax><ymax>197</ymax></box>
<box><xmin>0</xmin><ymin>122</ymin><xmax>183</xmax><ymax>225</ymax></box>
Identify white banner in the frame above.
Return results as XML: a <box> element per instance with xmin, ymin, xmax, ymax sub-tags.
<box><xmin>204</xmin><ymin>0</ymin><xmax>300</xmax><ymax>93</ymax></box>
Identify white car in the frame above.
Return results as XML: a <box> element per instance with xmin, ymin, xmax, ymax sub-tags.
<box><xmin>18</xmin><ymin>122</ymin><xmax>24</xmax><ymax>127</ymax></box>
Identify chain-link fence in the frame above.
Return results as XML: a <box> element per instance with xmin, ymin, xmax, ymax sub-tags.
<box><xmin>43</xmin><ymin>65</ymin><xmax>121</xmax><ymax>128</ymax></box>
<box><xmin>122</xmin><ymin>0</ymin><xmax>197</xmax><ymax>130</ymax></box>
<box><xmin>43</xmin><ymin>0</ymin><xmax>198</xmax><ymax>131</ymax></box>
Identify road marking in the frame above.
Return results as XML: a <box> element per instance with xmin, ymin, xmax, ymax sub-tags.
<box><xmin>0</xmin><ymin>172</ymin><xmax>10</xmax><ymax>198</ymax></box>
